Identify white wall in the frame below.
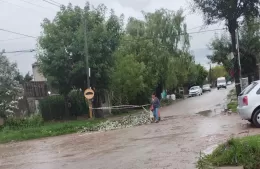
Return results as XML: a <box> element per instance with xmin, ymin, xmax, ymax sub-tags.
<box><xmin>32</xmin><ymin>63</ymin><xmax>47</xmax><ymax>81</ymax></box>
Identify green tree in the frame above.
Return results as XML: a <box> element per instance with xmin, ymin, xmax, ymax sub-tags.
<box><xmin>111</xmin><ymin>54</ymin><xmax>146</xmax><ymax>104</ymax></box>
<box><xmin>14</xmin><ymin>72</ymin><xmax>33</xmax><ymax>85</ymax></box>
<box><xmin>193</xmin><ymin>0</ymin><xmax>260</xmax><ymax>96</ymax></box>
<box><xmin>38</xmin><ymin>3</ymin><xmax>123</xmax><ymax>118</ymax></box>
<box><xmin>0</xmin><ymin>54</ymin><xmax>23</xmax><ymax>118</ymax></box>
<box><xmin>211</xmin><ymin>65</ymin><xmax>228</xmax><ymax>83</ymax></box>
<box><xmin>208</xmin><ymin>19</ymin><xmax>260</xmax><ymax>83</ymax></box>
<box><xmin>187</xmin><ymin>64</ymin><xmax>208</xmax><ymax>86</ymax></box>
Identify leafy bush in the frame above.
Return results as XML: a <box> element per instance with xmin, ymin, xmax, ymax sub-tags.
<box><xmin>68</xmin><ymin>90</ymin><xmax>88</xmax><ymax>116</ymax></box>
<box><xmin>39</xmin><ymin>95</ymin><xmax>65</xmax><ymax>121</ymax></box>
<box><xmin>39</xmin><ymin>90</ymin><xmax>88</xmax><ymax>121</ymax></box>
<box><xmin>160</xmin><ymin>98</ymin><xmax>174</xmax><ymax>107</ymax></box>
<box><xmin>5</xmin><ymin>113</ymin><xmax>43</xmax><ymax>129</ymax></box>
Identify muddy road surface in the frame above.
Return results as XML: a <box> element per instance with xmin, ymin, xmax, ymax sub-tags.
<box><xmin>1</xmin><ymin>86</ymin><xmax>259</xmax><ymax>169</ymax></box>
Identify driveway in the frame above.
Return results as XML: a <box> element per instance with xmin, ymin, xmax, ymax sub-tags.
<box><xmin>0</xmin><ymin>86</ymin><xmax>258</xmax><ymax>169</ymax></box>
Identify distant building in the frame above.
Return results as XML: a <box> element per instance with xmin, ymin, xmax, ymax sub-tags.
<box><xmin>32</xmin><ymin>63</ymin><xmax>47</xmax><ymax>81</ymax></box>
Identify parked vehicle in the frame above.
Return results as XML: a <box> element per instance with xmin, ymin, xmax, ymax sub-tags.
<box><xmin>217</xmin><ymin>77</ymin><xmax>227</xmax><ymax>90</ymax></box>
<box><xmin>202</xmin><ymin>84</ymin><xmax>211</xmax><ymax>92</ymax></box>
<box><xmin>188</xmin><ymin>86</ymin><xmax>202</xmax><ymax>97</ymax></box>
<box><xmin>227</xmin><ymin>81</ymin><xmax>232</xmax><ymax>85</ymax></box>
<box><xmin>237</xmin><ymin>80</ymin><xmax>260</xmax><ymax>127</ymax></box>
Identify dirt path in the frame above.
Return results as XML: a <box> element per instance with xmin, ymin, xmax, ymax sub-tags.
<box><xmin>1</xmin><ymin>86</ymin><xmax>259</xmax><ymax>169</ymax></box>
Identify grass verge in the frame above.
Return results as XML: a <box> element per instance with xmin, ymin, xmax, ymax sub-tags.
<box><xmin>197</xmin><ymin>136</ymin><xmax>260</xmax><ymax>169</ymax></box>
<box><xmin>228</xmin><ymin>101</ymin><xmax>238</xmax><ymax>113</ymax></box>
<box><xmin>0</xmin><ymin>119</ymin><xmax>103</xmax><ymax>143</ymax></box>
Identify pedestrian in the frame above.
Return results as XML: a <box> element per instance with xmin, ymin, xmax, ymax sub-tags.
<box><xmin>151</xmin><ymin>92</ymin><xmax>160</xmax><ymax>123</ymax></box>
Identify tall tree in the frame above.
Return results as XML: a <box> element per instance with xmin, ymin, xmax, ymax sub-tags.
<box><xmin>211</xmin><ymin>65</ymin><xmax>228</xmax><ymax>83</ymax></box>
<box><xmin>38</xmin><ymin>3</ymin><xmax>123</xmax><ymax>118</ymax></box>
<box><xmin>193</xmin><ymin>0</ymin><xmax>260</xmax><ymax>96</ymax></box>
<box><xmin>208</xmin><ymin>19</ymin><xmax>260</xmax><ymax>83</ymax></box>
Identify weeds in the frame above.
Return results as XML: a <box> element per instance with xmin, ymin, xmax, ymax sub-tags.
<box><xmin>228</xmin><ymin>102</ymin><xmax>238</xmax><ymax>113</ymax></box>
<box><xmin>197</xmin><ymin>136</ymin><xmax>260</xmax><ymax>169</ymax></box>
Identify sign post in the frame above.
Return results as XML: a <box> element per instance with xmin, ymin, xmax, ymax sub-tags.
<box><xmin>84</xmin><ymin>88</ymin><xmax>95</xmax><ymax>118</ymax></box>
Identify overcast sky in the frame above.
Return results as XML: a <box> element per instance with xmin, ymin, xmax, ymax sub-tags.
<box><xmin>0</xmin><ymin>0</ymin><xmax>227</xmax><ymax>75</ymax></box>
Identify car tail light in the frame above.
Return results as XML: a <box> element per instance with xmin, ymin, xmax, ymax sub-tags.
<box><xmin>243</xmin><ymin>96</ymin><xmax>248</xmax><ymax>105</ymax></box>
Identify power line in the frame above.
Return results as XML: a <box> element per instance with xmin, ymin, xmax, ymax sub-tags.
<box><xmin>0</xmin><ymin>27</ymin><xmax>226</xmax><ymax>54</ymax></box>
<box><xmin>0</xmin><ymin>0</ymin><xmax>46</xmax><ymax>17</ymax></box>
<box><xmin>2</xmin><ymin>49</ymin><xmax>35</xmax><ymax>54</ymax></box>
<box><xmin>0</xmin><ymin>28</ymin><xmax>37</xmax><ymax>38</ymax></box>
<box><xmin>188</xmin><ymin>28</ymin><xmax>226</xmax><ymax>35</ymax></box>
<box><xmin>42</xmin><ymin>0</ymin><xmax>60</xmax><ymax>7</ymax></box>
<box><xmin>0</xmin><ymin>0</ymin><xmax>25</xmax><ymax>8</ymax></box>
<box><xmin>188</xmin><ymin>25</ymin><xmax>206</xmax><ymax>31</ymax></box>
<box><xmin>48</xmin><ymin>0</ymin><xmax>62</xmax><ymax>5</ymax></box>
<box><xmin>19</xmin><ymin>0</ymin><xmax>54</xmax><ymax>11</ymax></box>
<box><xmin>0</xmin><ymin>37</ymin><xmax>29</xmax><ymax>42</ymax></box>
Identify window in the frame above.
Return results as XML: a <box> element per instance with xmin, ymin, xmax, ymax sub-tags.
<box><xmin>217</xmin><ymin>79</ymin><xmax>226</xmax><ymax>83</ymax></box>
<box><xmin>256</xmin><ymin>88</ymin><xmax>260</xmax><ymax>95</ymax></box>
<box><xmin>239</xmin><ymin>82</ymin><xmax>258</xmax><ymax>96</ymax></box>
<box><xmin>190</xmin><ymin>86</ymin><xmax>199</xmax><ymax>90</ymax></box>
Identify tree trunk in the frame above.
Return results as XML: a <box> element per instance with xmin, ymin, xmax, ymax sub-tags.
<box><xmin>230</xmin><ymin>28</ymin><xmax>241</xmax><ymax>96</ymax></box>
<box><xmin>64</xmin><ymin>95</ymin><xmax>70</xmax><ymax>120</ymax></box>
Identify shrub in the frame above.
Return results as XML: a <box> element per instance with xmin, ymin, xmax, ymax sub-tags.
<box><xmin>160</xmin><ymin>98</ymin><xmax>174</xmax><ymax>107</ymax></box>
<box><xmin>197</xmin><ymin>136</ymin><xmax>260</xmax><ymax>169</ymax></box>
<box><xmin>68</xmin><ymin>90</ymin><xmax>89</xmax><ymax>116</ymax></box>
<box><xmin>39</xmin><ymin>95</ymin><xmax>65</xmax><ymax>121</ymax></box>
<box><xmin>39</xmin><ymin>90</ymin><xmax>89</xmax><ymax>121</ymax></box>
<box><xmin>5</xmin><ymin>113</ymin><xmax>43</xmax><ymax>129</ymax></box>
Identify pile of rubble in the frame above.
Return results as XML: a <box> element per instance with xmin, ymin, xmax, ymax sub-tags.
<box><xmin>80</xmin><ymin>112</ymin><xmax>151</xmax><ymax>133</ymax></box>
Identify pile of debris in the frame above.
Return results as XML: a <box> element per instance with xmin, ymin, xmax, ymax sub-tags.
<box><xmin>80</xmin><ymin>112</ymin><xmax>151</xmax><ymax>133</ymax></box>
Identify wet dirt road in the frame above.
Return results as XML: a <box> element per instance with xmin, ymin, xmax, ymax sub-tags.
<box><xmin>1</xmin><ymin>86</ymin><xmax>259</xmax><ymax>169</ymax></box>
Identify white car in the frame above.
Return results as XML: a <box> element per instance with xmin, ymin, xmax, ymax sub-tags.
<box><xmin>202</xmin><ymin>84</ymin><xmax>211</xmax><ymax>92</ymax></box>
<box><xmin>227</xmin><ymin>81</ymin><xmax>232</xmax><ymax>85</ymax></box>
<box><xmin>189</xmin><ymin>86</ymin><xmax>202</xmax><ymax>97</ymax></box>
<box><xmin>237</xmin><ymin>80</ymin><xmax>260</xmax><ymax>127</ymax></box>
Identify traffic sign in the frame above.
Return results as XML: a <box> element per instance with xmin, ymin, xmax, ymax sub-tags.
<box><xmin>84</xmin><ymin>88</ymin><xmax>94</xmax><ymax>100</ymax></box>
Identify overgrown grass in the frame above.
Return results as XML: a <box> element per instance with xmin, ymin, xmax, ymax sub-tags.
<box><xmin>228</xmin><ymin>101</ymin><xmax>238</xmax><ymax>113</ymax></box>
<box><xmin>226</xmin><ymin>88</ymin><xmax>238</xmax><ymax>113</ymax></box>
<box><xmin>0</xmin><ymin>119</ymin><xmax>103</xmax><ymax>143</ymax></box>
<box><xmin>227</xmin><ymin>88</ymin><xmax>236</xmax><ymax>99</ymax></box>
<box><xmin>197</xmin><ymin>136</ymin><xmax>260</xmax><ymax>169</ymax></box>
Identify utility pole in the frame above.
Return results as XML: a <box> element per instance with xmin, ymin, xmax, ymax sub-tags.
<box><xmin>83</xmin><ymin>16</ymin><xmax>93</xmax><ymax>118</ymax></box>
<box><xmin>209</xmin><ymin>62</ymin><xmax>212</xmax><ymax>85</ymax></box>
<box><xmin>84</xmin><ymin>18</ymin><xmax>90</xmax><ymax>88</ymax></box>
<box><xmin>236</xmin><ymin>29</ymin><xmax>242</xmax><ymax>80</ymax></box>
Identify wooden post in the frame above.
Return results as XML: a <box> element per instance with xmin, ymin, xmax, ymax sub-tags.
<box><xmin>88</xmin><ymin>99</ymin><xmax>93</xmax><ymax>119</ymax></box>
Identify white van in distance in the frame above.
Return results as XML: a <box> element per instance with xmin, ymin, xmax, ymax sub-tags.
<box><xmin>217</xmin><ymin>77</ymin><xmax>227</xmax><ymax>90</ymax></box>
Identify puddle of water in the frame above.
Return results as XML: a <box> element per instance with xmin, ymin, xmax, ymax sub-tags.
<box><xmin>197</xmin><ymin>110</ymin><xmax>213</xmax><ymax>117</ymax></box>
<box><xmin>202</xmin><ymin>144</ymin><xmax>218</xmax><ymax>155</ymax></box>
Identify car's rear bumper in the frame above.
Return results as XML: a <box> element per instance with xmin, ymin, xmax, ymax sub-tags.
<box><xmin>237</xmin><ymin>106</ymin><xmax>253</xmax><ymax>120</ymax></box>
<box><xmin>189</xmin><ymin>93</ymin><xmax>199</xmax><ymax>97</ymax></box>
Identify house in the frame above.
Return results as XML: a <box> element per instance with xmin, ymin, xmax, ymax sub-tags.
<box><xmin>32</xmin><ymin>63</ymin><xmax>47</xmax><ymax>81</ymax></box>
